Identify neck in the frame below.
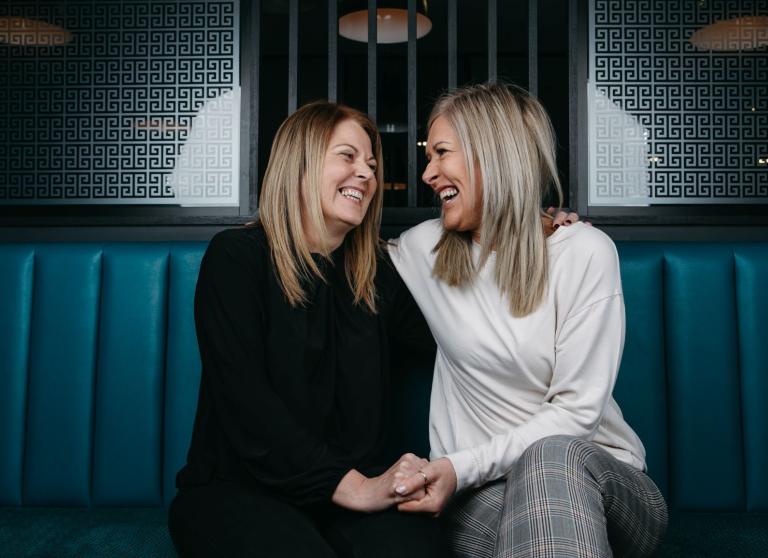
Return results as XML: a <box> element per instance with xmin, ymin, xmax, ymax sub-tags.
<box><xmin>304</xmin><ymin>223</ymin><xmax>347</xmax><ymax>254</ymax></box>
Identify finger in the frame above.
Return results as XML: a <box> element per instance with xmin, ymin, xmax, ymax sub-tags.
<box><xmin>399</xmin><ymin>487</ymin><xmax>426</xmax><ymax>502</ymax></box>
<box><xmin>566</xmin><ymin>211</ymin><xmax>579</xmax><ymax>224</ymax></box>
<box><xmin>395</xmin><ymin>469</ymin><xmax>430</xmax><ymax>496</ymax></box>
<box><xmin>399</xmin><ymin>453</ymin><xmax>423</xmax><ymax>468</ymax></box>
<box><xmin>545</xmin><ymin>206</ymin><xmax>555</xmax><ymax>216</ymax></box>
<box><xmin>585</xmin><ymin>221</ymin><xmax>593</xmax><ymax>227</ymax></box>
<box><xmin>552</xmin><ymin>210</ymin><xmax>568</xmax><ymax>227</ymax></box>
<box><xmin>392</xmin><ymin>471</ymin><xmax>412</xmax><ymax>494</ymax></box>
<box><xmin>398</xmin><ymin>498</ymin><xmax>433</xmax><ymax>513</ymax></box>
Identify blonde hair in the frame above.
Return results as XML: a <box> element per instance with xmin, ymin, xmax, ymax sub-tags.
<box><xmin>258</xmin><ymin>101</ymin><xmax>384</xmax><ymax>312</ymax></box>
<box><xmin>430</xmin><ymin>83</ymin><xmax>563</xmax><ymax>317</ymax></box>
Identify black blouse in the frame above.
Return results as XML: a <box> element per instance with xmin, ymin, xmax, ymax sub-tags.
<box><xmin>176</xmin><ymin>226</ymin><xmax>431</xmax><ymax>507</ymax></box>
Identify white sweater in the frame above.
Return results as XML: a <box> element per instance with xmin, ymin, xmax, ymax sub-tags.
<box><xmin>388</xmin><ymin>220</ymin><xmax>646</xmax><ymax>492</ymax></box>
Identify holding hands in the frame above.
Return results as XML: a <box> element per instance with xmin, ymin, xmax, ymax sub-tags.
<box><xmin>331</xmin><ymin>453</ymin><xmax>429</xmax><ymax>513</ymax></box>
<box><xmin>393</xmin><ymin>457</ymin><xmax>458</xmax><ymax>516</ymax></box>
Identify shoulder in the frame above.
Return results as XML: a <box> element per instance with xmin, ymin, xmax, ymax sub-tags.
<box><xmin>550</xmin><ymin>223</ymin><xmax>618</xmax><ymax>269</ymax></box>
<box><xmin>549</xmin><ymin>223</ymin><xmax>622</xmax><ymax>311</ymax></box>
<box><xmin>387</xmin><ymin>219</ymin><xmax>442</xmax><ymax>262</ymax></box>
<box><xmin>400</xmin><ymin>218</ymin><xmax>443</xmax><ymax>246</ymax></box>
<box><xmin>203</xmin><ymin>225</ymin><xmax>270</xmax><ymax>275</ymax></box>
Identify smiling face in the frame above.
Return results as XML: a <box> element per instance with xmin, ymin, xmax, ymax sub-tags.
<box><xmin>422</xmin><ymin>115</ymin><xmax>483</xmax><ymax>238</ymax></box>
<box><xmin>318</xmin><ymin>119</ymin><xmax>378</xmax><ymax>242</ymax></box>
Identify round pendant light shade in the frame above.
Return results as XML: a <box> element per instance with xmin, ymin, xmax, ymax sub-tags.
<box><xmin>689</xmin><ymin>16</ymin><xmax>768</xmax><ymax>51</ymax></box>
<box><xmin>339</xmin><ymin>1</ymin><xmax>432</xmax><ymax>44</ymax></box>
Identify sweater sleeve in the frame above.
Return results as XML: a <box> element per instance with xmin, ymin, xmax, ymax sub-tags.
<box><xmin>194</xmin><ymin>231</ymin><xmax>350</xmax><ymax>505</ymax></box>
<box><xmin>446</xmin><ymin>235</ymin><xmax>626</xmax><ymax>492</ymax></box>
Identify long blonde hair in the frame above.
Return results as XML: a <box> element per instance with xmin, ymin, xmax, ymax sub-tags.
<box><xmin>258</xmin><ymin>101</ymin><xmax>384</xmax><ymax>312</ymax></box>
<box><xmin>430</xmin><ymin>83</ymin><xmax>563</xmax><ymax>317</ymax></box>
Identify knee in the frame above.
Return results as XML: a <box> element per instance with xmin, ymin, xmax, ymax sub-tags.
<box><xmin>519</xmin><ymin>435</ymin><xmax>594</xmax><ymax>472</ymax></box>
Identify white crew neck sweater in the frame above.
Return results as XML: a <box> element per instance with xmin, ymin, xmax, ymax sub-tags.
<box><xmin>388</xmin><ymin>220</ymin><xmax>646</xmax><ymax>492</ymax></box>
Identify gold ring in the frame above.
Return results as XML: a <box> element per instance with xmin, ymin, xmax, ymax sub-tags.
<box><xmin>417</xmin><ymin>469</ymin><xmax>428</xmax><ymax>486</ymax></box>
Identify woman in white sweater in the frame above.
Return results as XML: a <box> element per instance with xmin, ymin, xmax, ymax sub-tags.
<box><xmin>388</xmin><ymin>83</ymin><xmax>668</xmax><ymax>558</ymax></box>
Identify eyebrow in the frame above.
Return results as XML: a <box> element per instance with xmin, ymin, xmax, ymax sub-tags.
<box><xmin>332</xmin><ymin>143</ymin><xmax>358</xmax><ymax>152</ymax></box>
<box><xmin>332</xmin><ymin>143</ymin><xmax>376</xmax><ymax>162</ymax></box>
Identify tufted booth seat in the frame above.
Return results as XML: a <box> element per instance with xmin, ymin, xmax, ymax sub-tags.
<box><xmin>1</xmin><ymin>241</ymin><xmax>767</xmax><ymax>557</ymax></box>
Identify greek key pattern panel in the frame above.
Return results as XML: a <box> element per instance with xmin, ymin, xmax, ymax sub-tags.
<box><xmin>589</xmin><ymin>0</ymin><xmax>768</xmax><ymax>205</ymax></box>
<box><xmin>0</xmin><ymin>0</ymin><xmax>239</xmax><ymax>206</ymax></box>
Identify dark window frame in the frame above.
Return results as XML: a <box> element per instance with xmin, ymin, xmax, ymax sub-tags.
<box><xmin>569</xmin><ymin>0</ymin><xmax>768</xmax><ymax>226</ymax></box>
<box><xmin>0</xmin><ymin>0</ymin><xmax>258</xmax><ymax>227</ymax></box>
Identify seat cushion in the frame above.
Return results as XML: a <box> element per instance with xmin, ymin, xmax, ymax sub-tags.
<box><xmin>657</xmin><ymin>513</ymin><xmax>768</xmax><ymax>558</ymax></box>
<box><xmin>0</xmin><ymin>507</ymin><xmax>175</xmax><ymax>558</ymax></box>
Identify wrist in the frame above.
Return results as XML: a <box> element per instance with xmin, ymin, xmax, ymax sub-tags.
<box><xmin>332</xmin><ymin>469</ymin><xmax>368</xmax><ymax>509</ymax></box>
<box><xmin>331</xmin><ymin>469</ymin><xmax>371</xmax><ymax>511</ymax></box>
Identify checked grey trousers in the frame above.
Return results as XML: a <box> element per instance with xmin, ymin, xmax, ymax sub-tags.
<box><xmin>442</xmin><ymin>435</ymin><xmax>668</xmax><ymax>558</ymax></box>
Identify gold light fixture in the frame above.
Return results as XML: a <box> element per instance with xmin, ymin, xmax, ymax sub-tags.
<box><xmin>0</xmin><ymin>16</ymin><xmax>72</xmax><ymax>46</ymax></box>
<box><xmin>689</xmin><ymin>16</ymin><xmax>768</xmax><ymax>51</ymax></box>
<box><xmin>339</xmin><ymin>1</ymin><xmax>432</xmax><ymax>44</ymax></box>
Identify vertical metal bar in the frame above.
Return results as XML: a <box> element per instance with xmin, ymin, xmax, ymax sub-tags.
<box><xmin>367</xmin><ymin>0</ymin><xmax>377</xmax><ymax>122</ymax></box>
<box><xmin>247</xmin><ymin>0</ymin><xmax>260</xmax><ymax>213</ymax></box>
<box><xmin>448</xmin><ymin>0</ymin><xmax>457</xmax><ymax>90</ymax></box>
<box><xmin>327</xmin><ymin>0</ymin><xmax>337</xmax><ymax>102</ymax></box>
<box><xmin>408</xmin><ymin>0</ymin><xmax>417</xmax><ymax>207</ymax></box>
<box><xmin>487</xmin><ymin>0</ymin><xmax>497</xmax><ymax>82</ymax></box>
<box><xmin>528</xmin><ymin>0</ymin><xmax>538</xmax><ymax>96</ymax></box>
<box><xmin>288</xmin><ymin>0</ymin><xmax>298</xmax><ymax>113</ymax></box>
<box><xmin>570</xmin><ymin>0</ymin><xmax>588</xmax><ymax>213</ymax></box>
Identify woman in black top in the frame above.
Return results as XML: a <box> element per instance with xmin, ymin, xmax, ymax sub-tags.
<box><xmin>168</xmin><ymin>102</ymin><xmax>444</xmax><ymax>557</ymax></box>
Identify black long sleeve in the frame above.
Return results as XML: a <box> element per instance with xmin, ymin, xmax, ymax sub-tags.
<box><xmin>177</xmin><ymin>226</ymin><xmax>417</xmax><ymax>507</ymax></box>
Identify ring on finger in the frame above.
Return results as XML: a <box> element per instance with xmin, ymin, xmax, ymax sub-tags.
<box><xmin>417</xmin><ymin>469</ymin><xmax>428</xmax><ymax>487</ymax></box>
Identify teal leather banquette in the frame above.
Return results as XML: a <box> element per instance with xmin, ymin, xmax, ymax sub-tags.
<box><xmin>1</xmin><ymin>242</ymin><xmax>767</xmax><ymax>557</ymax></box>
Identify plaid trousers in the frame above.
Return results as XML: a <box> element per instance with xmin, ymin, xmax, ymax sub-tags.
<box><xmin>442</xmin><ymin>435</ymin><xmax>668</xmax><ymax>558</ymax></box>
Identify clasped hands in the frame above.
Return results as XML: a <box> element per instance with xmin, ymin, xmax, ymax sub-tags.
<box><xmin>392</xmin><ymin>455</ymin><xmax>457</xmax><ymax>516</ymax></box>
<box><xmin>331</xmin><ymin>453</ymin><xmax>457</xmax><ymax>515</ymax></box>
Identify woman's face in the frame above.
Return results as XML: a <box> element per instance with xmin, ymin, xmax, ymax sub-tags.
<box><xmin>319</xmin><ymin>119</ymin><xmax>378</xmax><ymax>239</ymax></box>
<box><xmin>422</xmin><ymin>115</ymin><xmax>483</xmax><ymax>237</ymax></box>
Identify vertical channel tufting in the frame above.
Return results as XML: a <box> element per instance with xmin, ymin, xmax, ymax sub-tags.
<box><xmin>614</xmin><ymin>244</ymin><xmax>668</xmax><ymax>498</ymax></box>
<box><xmin>0</xmin><ymin>246</ymin><xmax>35</xmax><ymax>506</ymax></box>
<box><xmin>664</xmin><ymin>245</ymin><xmax>744</xmax><ymax>511</ymax></box>
<box><xmin>92</xmin><ymin>245</ymin><xmax>169</xmax><ymax>506</ymax></box>
<box><xmin>163</xmin><ymin>244</ymin><xmax>205</xmax><ymax>506</ymax></box>
<box><xmin>734</xmin><ymin>246</ymin><xmax>768</xmax><ymax>511</ymax></box>
<box><xmin>23</xmin><ymin>246</ymin><xmax>102</xmax><ymax>506</ymax></box>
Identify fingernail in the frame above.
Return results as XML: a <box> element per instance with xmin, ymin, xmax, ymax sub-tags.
<box><xmin>564</xmin><ymin>219</ymin><xmax>572</xmax><ymax>225</ymax></box>
<box><xmin>396</xmin><ymin>486</ymin><xmax>406</xmax><ymax>494</ymax></box>
<box><xmin>553</xmin><ymin>223</ymin><xmax>560</xmax><ymax>229</ymax></box>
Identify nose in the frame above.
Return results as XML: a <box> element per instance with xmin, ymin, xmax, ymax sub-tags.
<box><xmin>422</xmin><ymin>160</ymin><xmax>438</xmax><ymax>188</ymax></box>
<box><xmin>356</xmin><ymin>160</ymin><xmax>373</xmax><ymax>181</ymax></box>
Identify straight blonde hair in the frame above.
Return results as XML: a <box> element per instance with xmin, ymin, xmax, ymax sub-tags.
<box><xmin>258</xmin><ymin>101</ymin><xmax>384</xmax><ymax>312</ymax></box>
<box><xmin>430</xmin><ymin>83</ymin><xmax>563</xmax><ymax>317</ymax></box>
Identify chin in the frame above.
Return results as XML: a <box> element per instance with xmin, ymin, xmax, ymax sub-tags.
<box><xmin>338</xmin><ymin>214</ymin><xmax>366</xmax><ymax>231</ymax></box>
<box><xmin>440</xmin><ymin>211</ymin><xmax>461</xmax><ymax>231</ymax></box>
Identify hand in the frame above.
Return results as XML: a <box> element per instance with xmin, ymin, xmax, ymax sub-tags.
<box><xmin>394</xmin><ymin>457</ymin><xmax>457</xmax><ymax>516</ymax></box>
<box><xmin>331</xmin><ymin>453</ymin><xmax>427</xmax><ymax>513</ymax></box>
<box><xmin>544</xmin><ymin>207</ymin><xmax>590</xmax><ymax>236</ymax></box>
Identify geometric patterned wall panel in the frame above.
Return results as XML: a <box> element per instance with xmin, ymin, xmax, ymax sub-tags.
<box><xmin>589</xmin><ymin>0</ymin><xmax>768</xmax><ymax>205</ymax></box>
<box><xmin>0</xmin><ymin>0</ymin><xmax>239</xmax><ymax>206</ymax></box>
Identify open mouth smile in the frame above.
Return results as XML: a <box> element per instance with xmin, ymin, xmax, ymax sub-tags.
<box><xmin>338</xmin><ymin>187</ymin><xmax>364</xmax><ymax>202</ymax></box>
<box><xmin>437</xmin><ymin>186</ymin><xmax>459</xmax><ymax>203</ymax></box>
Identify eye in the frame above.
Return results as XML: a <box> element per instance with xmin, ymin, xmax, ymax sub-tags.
<box><xmin>368</xmin><ymin>162</ymin><xmax>378</xmax><ymax>172</ymax></box>
<box><xmin>435</xmin><ymin>148</ymin><xmax>448</xmax><ymax>157</ymax></box>
<box><xmin>339</xmin><ymin>152</ymin><xmax>354</xmax><ymax>161</ymax></box>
